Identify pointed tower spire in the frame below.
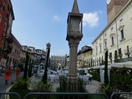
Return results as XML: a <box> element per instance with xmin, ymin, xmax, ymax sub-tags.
<box><xmin>71</xmin><ymin>0</ymin><xmax>80</xmax><ymax>13</ymax></box>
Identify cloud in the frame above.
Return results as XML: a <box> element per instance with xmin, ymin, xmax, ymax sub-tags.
<box><xmin>53</xmin><ymin>15</ymin><xmax>60</xmax><ymax>21</ymax></box>
<box><xmin>83</xmin><ymin>12</ymin><xmax>99</xmax><ymax>27</ymax></box>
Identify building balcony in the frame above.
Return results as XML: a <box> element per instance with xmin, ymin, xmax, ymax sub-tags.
<box><xmin>4</xmin><ymin>44</ymin><xmax>12</xmax><ymax>53</ymax></box>
<box><xmin>104</xmin><ymin>48</ymin><xmax>107</xmax><ymax>51</ymax></box>
<box><xmin>120</xmin><ymin>38</ymin><xmax>126</xmax><ymax>42</ymax></box>
<box><xmin>5</xmin><ymin>35</ymin><xmax>13</xmax><ymax>43</ymax></box>
<box><xmin>111</xmin><ymin>44</ymin><xmax>115</xmax><ymax>47</ymax></box>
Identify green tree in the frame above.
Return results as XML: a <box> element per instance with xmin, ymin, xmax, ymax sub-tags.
<box><xmin>42</xmin><ymin>43</ymin><xmax>51</xmax><ymax>84</ymax></box>
<box><xmin>23</xmin><ymin>52</ymin><xmax>29</xmax><ymax>80</ymax></box>
<box><xmin>104</xmin><ymin>50</ymin><xmax>109</xmax><ymax>84</ymax></box>
<box><xmin>28</xmin><ymin>59</ymin><xmax>32</xmax><ymax>77</ymax></box>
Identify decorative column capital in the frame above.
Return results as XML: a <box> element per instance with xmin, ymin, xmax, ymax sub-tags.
<box><xmin>68</xmin><ymin>39</ymin><xmax>80</xmax><ymax>47</ymax></box>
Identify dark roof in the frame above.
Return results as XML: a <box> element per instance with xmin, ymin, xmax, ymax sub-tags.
<box><xmin>78</xmin><ymin>45</ymin><xmax>92</xmax><ymax>54</ymax></box>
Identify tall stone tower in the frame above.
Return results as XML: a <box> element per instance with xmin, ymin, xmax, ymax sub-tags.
<box><xmin>107</xmin><ymin>0</ymin><xmax>128</xmax><ymax>23</ymax></box>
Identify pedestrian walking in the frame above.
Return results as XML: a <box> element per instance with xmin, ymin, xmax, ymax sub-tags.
<box><xmin>16</xmin><ymin>66</ymin><xmax>20</xmax><ymax>78</ymax></box>
<box><xmin>4</xmin><ymin>67</ymin><xmax>12</xmax><ymax>85</ymax></box>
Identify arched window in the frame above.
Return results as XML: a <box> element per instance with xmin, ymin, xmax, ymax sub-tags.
<box><xmin>121</xmin><ymin>29</ymin><xmax>124</xmax><ymax>40</ymax></box>
<box><xmin>111</xmin><ymin>37</ymin><xmax>114</xmax><ymax>45</ymax></box>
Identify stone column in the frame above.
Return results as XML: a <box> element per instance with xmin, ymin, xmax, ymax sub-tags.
<box><xmin>68</xmin><ymin>38</ymin><xmax>80</xmax><ymax>82</ymax></box>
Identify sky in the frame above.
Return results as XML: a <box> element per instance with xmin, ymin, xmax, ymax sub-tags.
<box><xmin>11</xmin><ymin>0</ymin><xmax>108</xmax><ymax>56</ymax></box>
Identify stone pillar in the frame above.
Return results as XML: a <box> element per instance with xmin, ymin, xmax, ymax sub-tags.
<box><xmin>68</xmin><ymin>39</ymin><xmax>79</xmax><ymax>81</ymax></box>
<box><xmin>66</xmin><ymin>0</ymin><xmax>83</xmax><ymax>92</ymax></box>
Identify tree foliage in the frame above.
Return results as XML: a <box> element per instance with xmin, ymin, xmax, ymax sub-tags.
<box><xmin>42</xmin><ymin>43</ymin><xmax>51</xmax><ymax>84</ymax></box>
<box><xmin>104</xmin><ymin>50</ymin><xmax>109</xmax><ymax>85</ymax></box>
<box><xmin>23</xmin><ymin>52</ymin><xmax>29</xmax><ymax>80</ymax></box>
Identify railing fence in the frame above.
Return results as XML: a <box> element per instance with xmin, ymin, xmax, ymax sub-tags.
<box><xmin>0</xmin><ymin>92</ymin><xmax>20</xmax><ymax>99</ymax></box>
<box><xmin>1</xmin><ymin>92</ymin><xmax>132</xmax><ymax>99</ymax></box>
<box><xmin>110</xmin><ymin>92</ymin><xmax>132</xmax><ymax>99</ymax></box>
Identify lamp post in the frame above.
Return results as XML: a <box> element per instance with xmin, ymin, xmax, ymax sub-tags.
<box><xmin>66</xmin><ymin>0</ymin><xmax>83</xmax><ymax>84</ymax></box>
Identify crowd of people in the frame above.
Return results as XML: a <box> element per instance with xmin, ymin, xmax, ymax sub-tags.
<box><xmin>1</xmin><ymin>66</ymin><xmax>21</xmax><ymax>85</ymax></box>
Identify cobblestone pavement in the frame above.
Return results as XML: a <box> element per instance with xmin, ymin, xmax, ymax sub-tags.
<box><xmin>85</xmin><ymin>80</ymin><xmax>101</xmax><ymax>93</ymax></box>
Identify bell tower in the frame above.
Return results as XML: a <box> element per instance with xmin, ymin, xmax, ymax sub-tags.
<box><xmin>107</xmin><ymin>0</ymin><xmax>128</xmax><ymax>23</ymax></box>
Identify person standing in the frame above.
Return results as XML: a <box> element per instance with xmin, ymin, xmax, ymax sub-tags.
<box><xmin>16</xmin><ymin>67</ymin><xmax>20</xmax><ymax>78</ymax></box>
<box><xmin>4</xmin><ymin>67</ymin><xmax>12</xmax><ymax>85</ymax></box>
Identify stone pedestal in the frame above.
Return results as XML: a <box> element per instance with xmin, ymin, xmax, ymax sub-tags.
<box><xmin>67</xmin><ymin>39</ymin><xmax>80</xmax><ymax>92</ymax></box>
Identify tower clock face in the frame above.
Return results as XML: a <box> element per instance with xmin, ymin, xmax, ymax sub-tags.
<box><xmin>107</xmin><ymin>0</ymin><xmax>111</xmax><ymax>4</ymax></box>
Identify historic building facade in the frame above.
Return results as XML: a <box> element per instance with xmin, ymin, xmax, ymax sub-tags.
<box><xmin>21</xmin><ymin>45</ymin><xmax>46</xmax><ymax>65</ymax></box>
<box><xmin>92</xmin><ymin>0</ymin><xmax>132</xmax><ymax>66</ymax></box>
<box><xmin>50</xmin><ymin>55</ymin><xmax>67</xmax><ymax>69</ymax></box>
<box><xmin>107</xmin><ymin>0</ymin><xmax>128</xmax><ymax>23</ymax></box>
<box><xmin>7</xmin><ymin>33</ymin><xmax>22</xmax><ymax>68</ymax></box>
<box><xmin>0</xmin><ymin>0</ymin><xmax>15</xmax><ymax>67</ymax></box>
<box><xmin>77</xmin><ymin>45</ymin><xmax>92</xmax><ymax>68</ymax></box>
